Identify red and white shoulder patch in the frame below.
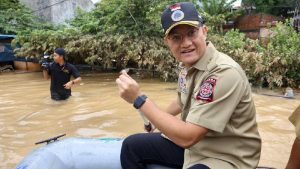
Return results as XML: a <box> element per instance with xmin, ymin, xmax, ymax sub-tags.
<box><xmin>196</xmin><ymin>78</ymin><xmax>217</xmax><ymax>102</ymax></box>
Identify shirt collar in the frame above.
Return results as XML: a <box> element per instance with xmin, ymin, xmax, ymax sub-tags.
<box><xmin>55</xmin><ymin>61</ymin><xmax>66</xmax><ymax>67</ymax></box>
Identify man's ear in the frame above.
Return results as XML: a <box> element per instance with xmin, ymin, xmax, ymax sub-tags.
<box><xmin>164</xmin><ymin>37</ymin><xmax>169</xmax><ymax>46</ymax></box>
<box><xmin>201</xmin><ymin>25</ymin><xmax>208</xmax><ymax>40</ymax></box>
<box><xmin>202</xmin><ymin>26</ymin><xmax>208</xmax><ymax>35</ymax></box>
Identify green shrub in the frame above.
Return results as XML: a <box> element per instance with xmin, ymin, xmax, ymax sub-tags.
<box><xmin>64</xmin><ymin>33</ymin><xmax>177</xmax><ymax>81</ymax></box>
<box><xmin>263</xmin><ymin>20</ymin><xmax>300</xmax><ymax>88</ymax></box>
<box><xmin>12</xmin><ymin>28</ymin><xmax>80</xmax><ymax>59</ymax></box>
<box><xmin>209</xmin><ymin>29</ymin><xmax>265</xmax><ymax>86</ymax></box>
<box><xmin>11</xmin><ymin>0</ymin><xmax>300</xmax><ymax>87</ymax></box>
<box><xmin>209</xmin><ymin>22</ymin><xmax>300</xmax><ymax>88</ymax></box>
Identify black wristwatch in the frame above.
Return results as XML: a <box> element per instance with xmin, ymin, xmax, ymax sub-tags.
<box><xmin>133</xmin><ymin>95</ymin><xmax>148</xmax><ymax>109</ymax></box>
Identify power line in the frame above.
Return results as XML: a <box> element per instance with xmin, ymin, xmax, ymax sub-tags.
<box><xmin>32</xmin><ymin>0</ymin><xmax>70</xmax><ymax>13</ymax></box>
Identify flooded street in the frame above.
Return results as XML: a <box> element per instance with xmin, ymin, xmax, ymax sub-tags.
<box><xmin>0</xmin><ymin>72</ymin><xmax>299</xmax><ymax>169</ymax></box>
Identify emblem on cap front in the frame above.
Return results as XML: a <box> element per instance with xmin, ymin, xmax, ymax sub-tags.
<box><xmin>171</xmin><ymin>10</ymin><xmax>184</xmax><ymax>22</ymax></box>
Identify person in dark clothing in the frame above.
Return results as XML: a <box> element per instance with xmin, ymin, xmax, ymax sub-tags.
<box><xmin>42</xmin><ymin>48</ymin><xmax>81</xmax><ymax>100</ymax></box>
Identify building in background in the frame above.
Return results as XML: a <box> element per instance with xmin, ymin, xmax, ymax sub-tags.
<box><xmin>234</xmin><ymin>13</ymin><xmax>282</xmax><ymax>41</ymax></box>
<box><xmin>19</xmin><ymin>0</ymin><xmax>95</xmax><ymax>25</ymax></box>
<box><xmin>0</xmin><ymin>35</ymin><xmax>15</xmax><ymax>72</ymax></box>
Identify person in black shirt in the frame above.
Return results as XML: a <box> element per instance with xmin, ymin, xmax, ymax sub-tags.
<box><xmin>42</xmin><ymin>48</ymin><xmax>81</xmax><ymax>100</ymax></box>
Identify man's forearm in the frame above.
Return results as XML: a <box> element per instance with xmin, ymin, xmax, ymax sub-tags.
<box><xmin>140</xmin><ymin>98</ymin><xmax>208</xmax><ymax>148</ymax></box>
<box><xmin>165</xmin><ymin>100</ymin><xmax>182</xmax><ymax>116</ymax></box>
<box><xmin>72</xmin><ymin>77</ymin><xmax>82</xmax><ymax>84</ymax></box>
<box><xmin>43</xmin><ymin>70</ymin><xmax>50</xmax><ymax>80</ymax></box>
<box><xmin>286</xmin><ymin>138</ymin><xmax>300</xmax><ymax>169</ymax></box>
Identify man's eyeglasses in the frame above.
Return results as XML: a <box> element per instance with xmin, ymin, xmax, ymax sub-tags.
<box><xmin>167</xmin><ymin>28</ymin><xmax>199</xmax><ymax>44</ymax></box>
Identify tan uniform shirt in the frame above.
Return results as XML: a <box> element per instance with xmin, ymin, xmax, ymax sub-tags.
<box><xmin>289</xmin><ymin>105</ymin><xmax>300</xmax><ymax>139</ymax></box>
<box><xmin>177</xmin><ymin>42</ymin><xmax>261</xmax><ymax>169</ymax></box>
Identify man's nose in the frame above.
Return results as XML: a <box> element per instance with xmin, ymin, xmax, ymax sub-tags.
<box><xmin>181</xmin><ymin>36</ymin><xmax>192</xmax><ymax>47</ymax></box>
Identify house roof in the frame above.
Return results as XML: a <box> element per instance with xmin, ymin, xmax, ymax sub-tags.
<box><xmin>0</xmin><ymin>34</ymin><xmax>16</xmax><ymax>40</ymax></box>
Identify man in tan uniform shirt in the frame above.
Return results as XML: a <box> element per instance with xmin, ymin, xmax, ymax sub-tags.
<box><xmin>116</xmin><ymin>2</ymin><xmax>261</xmax><ymax>169</ymax></box>
<box><xmin>286</xmin><ymin>105</ymin><xmax>300</xmax><ymax>169</ymax></box>
<box><xmin>178</xmin><ymin>41</ymin><xmax>261</xmax><ymax>169</ymax></box>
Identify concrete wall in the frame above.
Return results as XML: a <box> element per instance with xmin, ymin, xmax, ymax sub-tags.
<box><xmin>19</xmin><ymin>0</ymin><xmax>94</xmax><ymax>24</ymax></box>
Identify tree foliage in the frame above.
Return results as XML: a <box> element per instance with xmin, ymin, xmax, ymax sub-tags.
<box><xmin>0</xmin><ymin>0</ymin><xmax>51</xmax><ymax>34</ymax></box>
<box><xmin>12</xmin><ymin>28</ymin><xmax>80</xmax><ymax>59</ymax></box>
<box><xmin>209</xmin><ymin>20</ymin><xmax>300</xmax><ymax>88</ymax></box>
<box><xmin>70</xmin><ymin>0</ymin><xmax>197</xmax><ymax>36</ymax></box>
<box><xmin>263</xmin><ymin>20</ymin><xmax>300</xmax><ymax>87</ymax></box>
<box><xmin>242</xmin><ymin>0</ymin><xmax>299</xmax><ymax>17</ymax></box>
<box><xmin>198</xmin><ymin>0</ymin><xmax>242</xmax><ymax>33</ymax></box>
<box><xmin>12</xmin><ymin>0</ymin><xmax>300</xmax><ymax>87</ymax></box>
<box><xmin>13</xmin><ymin>0</ymin><xmax>198</xmax><ymax>81</ymax></box>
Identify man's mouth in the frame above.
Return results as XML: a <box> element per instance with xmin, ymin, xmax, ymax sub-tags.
<box><xmin>181</xmin><ymin>49</ymin><xmax>195</xmax><ymax>54</ymax></box>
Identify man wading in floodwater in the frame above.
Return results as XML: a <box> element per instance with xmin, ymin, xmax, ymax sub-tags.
<box><xmin>116</xmin><ymin>2</ymin><xmax>261</xmax><ymax>169</ymax></box>
<box><xmin>42</xmin><ymin>48</ymin><xmax>81</xmax><ymax>100</ymax></box>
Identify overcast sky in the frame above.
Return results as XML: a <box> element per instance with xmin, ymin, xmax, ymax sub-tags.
<box><xmin>232</xmin><ymin>0</ymin><xmax>242</xmax><ymax>7</ymax></box>
<box><xmin>91</xmin><ymin>0</ymin><xmax>100</xmax><ymax>3</ymax></box>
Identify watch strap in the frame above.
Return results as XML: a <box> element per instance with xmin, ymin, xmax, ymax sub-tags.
<box><xmin>133</xmin><ymin>95</ymin><xmax>148</xmax><ymax>109</ymax></box>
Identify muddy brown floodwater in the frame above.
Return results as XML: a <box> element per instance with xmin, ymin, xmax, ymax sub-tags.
<box><xmin>0</xmin><ymin>72</ymin><xmax>299</xmax><ymax>169</ymax></box>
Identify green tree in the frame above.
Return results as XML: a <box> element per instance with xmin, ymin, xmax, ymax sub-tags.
<box><xmin>242</xmin><ymin>0</ymin><xmax>298</xmax><ymax>17</ymax></box>
<box><xmin>198</xmin><ymin>0</ymin><xmax>242</xmax><ymax>33</ymax></box>
<box><xmin>67</xmin><ymin>0</ymin><xmax>199</xmax><ymax>80</ymax></box>
<box><xmin>0</xmin><ymin>0</ymin><xmax>51</xmax><ymax>34</ymax></box>
<box><xmin>263</xmin><ymin>20</ymin><xmax>300</xmax><ymax>87</ymax></box>
<box><xmin>14</xmin><ymin>0</ymin><xmax>198</xmax><ymax>81</ymax></box>
<box><xmin>70</xmin><ymin>0</ymin><xmax>197</xmax><ymax>36</ymax></box>
<box><xmin>209</xmin><ymin>20</ymin><xmax>300</xmax><ymax>88</ymax></box>
<box><xmin>12</xmin><ymin>0</ymin><xmax>300</xmax><ymax>85</ymax></box>
<box><xmin>12</xmin><ymin>28</ymin><xmax>80</xmax><ymax>60</ymax></box>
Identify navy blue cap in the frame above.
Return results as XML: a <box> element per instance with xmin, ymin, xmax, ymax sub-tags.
<box><xmin>161</xmin><ymin>2</ymin><xmax>204</xmax><ymax>35</ymax></box>
<box><xmin>54</xmin><ymin>48</ymin><xmax>65</xmax><ymax>57</ymax></box>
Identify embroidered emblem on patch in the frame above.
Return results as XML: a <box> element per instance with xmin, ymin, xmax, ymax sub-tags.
<box><xmin>196</xmin><ymin>78</ymin><xmax>217</xmax><ymax>102</ymax></box>
<box><xmin>171</xmin><ymin>10</ymin><xmax>184</xmax><ymax>22</ymax></box>
<box><xmin>63</xmin><ymin>69</ymin><xmax>69</xmax><ymax>74</ymax></box>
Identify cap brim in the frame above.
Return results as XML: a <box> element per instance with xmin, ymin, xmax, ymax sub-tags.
<box><xmin>165</xmin><ymin>21</ymin><xmax>200</xmax><ymax>36</ymax></box>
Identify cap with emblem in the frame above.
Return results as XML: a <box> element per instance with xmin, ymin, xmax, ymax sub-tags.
<box><xmin>161</xmin><ymin>2</ymin><xmax>204</xmax><ymax>36</ymax></box>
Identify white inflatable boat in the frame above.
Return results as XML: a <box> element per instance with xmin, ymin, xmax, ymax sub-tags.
<box><xmin>16</xmin><ymin>135</ymin><xmax>275</xmax><ymax>169</ymax></box>
<box><xmin>16</xmin><ymin>137</ymin><xmax>176</xmax><ymax>169</ymax></box>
